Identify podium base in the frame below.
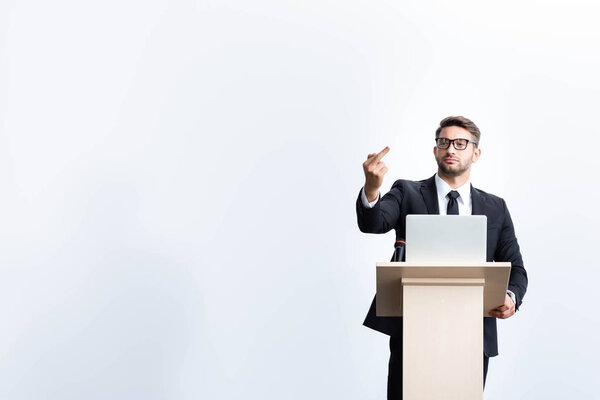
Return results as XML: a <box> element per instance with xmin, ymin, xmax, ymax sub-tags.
<box><xmin>402</xmin><ymin>278</ymin><xmax>484</xmax><ymax>400</ymax></box>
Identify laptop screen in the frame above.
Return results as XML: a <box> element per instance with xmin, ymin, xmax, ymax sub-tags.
<box><xmin>405</xmin><ymin>215</ymin><xmax>487</xmax><ymax>263</ymax></box>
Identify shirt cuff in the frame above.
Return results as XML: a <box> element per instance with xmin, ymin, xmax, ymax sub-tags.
<box><xmin>361</xmin><ymin>187</ymin><xmax>380</xmax><ymax>208</ymax></box>
<box><xmin>507</xmin><ymin>290</ymin><xmax>517</xmax><ymax>309</ymax></box>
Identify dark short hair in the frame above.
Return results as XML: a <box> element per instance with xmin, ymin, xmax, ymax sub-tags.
<box><xmin>435</xmin><ymin>116</ymin><xmax>481</xmax><ymax>146</ymax></box>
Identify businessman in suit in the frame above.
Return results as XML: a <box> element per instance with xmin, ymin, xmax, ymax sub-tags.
<box><xmin>356</xmin><ymin>116</ymin><xmax>528</xmax><ymax>399</ymax></box>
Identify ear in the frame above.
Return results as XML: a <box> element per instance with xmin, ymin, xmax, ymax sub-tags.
<box><xmin>472</xmin><ymin>147</ymin><xmax>481</xmax><ymax>163</ymax></box>
<box><xmin>433</xmin><ymin>146</ymin><xmax>438</xmax><ymax>157</ymax></box>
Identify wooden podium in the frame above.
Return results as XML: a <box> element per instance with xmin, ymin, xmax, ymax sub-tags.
<box><xmin>376</xmin><ymin>262</ymin><xmax>511</xmax><ymax>400</ymax></box>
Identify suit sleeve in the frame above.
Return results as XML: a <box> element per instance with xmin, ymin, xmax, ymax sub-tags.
<box><xmin>356</xmin><ymin>180</ymin><xmax>404</xmax><ymax>234</ymax></box>
<box><xmin>494</xmin><ymin>199</ymin><xmax>528</xmax><ymax>310</ymax></box>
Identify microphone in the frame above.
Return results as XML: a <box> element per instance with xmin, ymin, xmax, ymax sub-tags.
<box><xmin>392</xmin><ymin>239</ymin><xmax>406</xmax><ymax>262</ymax></box>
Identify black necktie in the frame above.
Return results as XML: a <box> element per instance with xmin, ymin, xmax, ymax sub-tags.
<box><xmin>447</xmin><ymin>190</ymin><xmax>460</xmax><ymax>215</ymax></box>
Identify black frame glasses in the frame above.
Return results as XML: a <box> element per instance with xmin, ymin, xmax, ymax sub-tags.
<box><xmin>435</xmin><ymin>137</ymin><xmax>478</xmax><ymax>150</ymax></box>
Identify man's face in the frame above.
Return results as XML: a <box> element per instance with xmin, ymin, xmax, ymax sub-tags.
<box><xmin>433</xmin><ymin>126</ymin><xmax>481</xmax><ymax>177</ymax></box>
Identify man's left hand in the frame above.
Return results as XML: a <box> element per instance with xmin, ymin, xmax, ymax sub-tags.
<box><xmin>489</xmin><ymin>294</ymin><xmax>515</xmax><ymax>319</ymax></box>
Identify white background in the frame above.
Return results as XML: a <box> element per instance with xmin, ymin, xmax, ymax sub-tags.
<box><xmin>1</xmin><ymin>0</ymin><xmax>599</xmax><ymax>399</ymax></box>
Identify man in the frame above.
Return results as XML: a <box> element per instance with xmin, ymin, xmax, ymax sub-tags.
<box><xmin>356</xmin><ymin>116</ymin><xmax>528</xmax><ymax>399</ymax></box>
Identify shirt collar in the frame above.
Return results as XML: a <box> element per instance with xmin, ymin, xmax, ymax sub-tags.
<box><xmin>434</xmin><ymin>173</ymin><xmax>471</xmax><ymax>202</ymax></box>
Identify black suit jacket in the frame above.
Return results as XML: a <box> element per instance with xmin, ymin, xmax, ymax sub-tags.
<box><xmin>356</xmin><ymin>175</ymin><xmax>528</xmax><ymax>357</ymax></box>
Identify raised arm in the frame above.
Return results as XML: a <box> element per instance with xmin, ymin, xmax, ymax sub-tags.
<box><xmin>356</xmin><ymin>147</ymin><xmax>403</xmax><ymax>234</ymax></box>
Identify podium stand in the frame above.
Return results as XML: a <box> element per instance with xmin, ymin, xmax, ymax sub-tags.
<box><xmin>376</xmin><ymin>262</ymin><xmax>511</xmax><ymax>400</ymax></box>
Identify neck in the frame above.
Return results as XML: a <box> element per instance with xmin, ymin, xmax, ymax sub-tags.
<box><xmin>437</xmin><ymin>170</ymin><xmax>470</xmax><ymax>189</ymax></box>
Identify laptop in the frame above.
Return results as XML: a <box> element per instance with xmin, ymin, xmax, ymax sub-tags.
<box><xmin>405</xmin><ymin>215</ymin><xmax>487</xmax><ymax>263</ymax></box>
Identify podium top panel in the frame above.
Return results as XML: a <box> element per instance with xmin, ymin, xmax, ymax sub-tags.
<box><xmin>376</xmin><ymin>261</ymin><xmax>511</xmax><ymax>267</ymax></box>
<box><xmin>375</xmin><ymin>262</ymin><xmax>511</xmax><ymax>317</ymax></box>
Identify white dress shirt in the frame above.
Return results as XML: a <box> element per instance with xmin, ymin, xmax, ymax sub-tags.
<box><xmin>434</xmin><ymin>174</ymin><xmax>471</xmax><ymax>215</ymax></box>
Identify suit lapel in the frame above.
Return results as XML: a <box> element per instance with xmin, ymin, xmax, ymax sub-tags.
<box><xmin>420</xmin><ymin>175</ymin><xmax>439</xmax><ymax>214</ymax></box>
<box><xmin>471</xmin><ymin>184</ymin><xmax>486</xmax><ymax>215</ymax></box>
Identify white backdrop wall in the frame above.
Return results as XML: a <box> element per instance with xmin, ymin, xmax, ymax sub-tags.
<box><xmin>0</xmin><ymin>0</ymin><xmax>599</xmax><ymax>399</ymax></box>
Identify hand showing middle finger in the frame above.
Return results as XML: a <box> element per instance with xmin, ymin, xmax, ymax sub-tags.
<box><xmin>363</xmin><ymin>146</ymin><xmax>390</xmax><ymax>196</ymax></box>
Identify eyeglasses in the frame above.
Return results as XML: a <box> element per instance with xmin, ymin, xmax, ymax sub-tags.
<box><xmin>435</xmin><ymin>137</ymin><xmax>478</xmax><ymax>150</ymax></box>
